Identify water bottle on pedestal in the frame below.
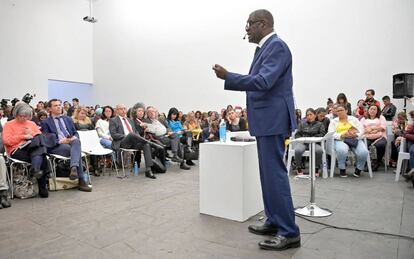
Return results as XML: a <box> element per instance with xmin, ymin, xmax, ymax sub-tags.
<box><xmin>219</xmin><ymin>119</ymin><xmax>226</xmax><ymax>142</ymax></box>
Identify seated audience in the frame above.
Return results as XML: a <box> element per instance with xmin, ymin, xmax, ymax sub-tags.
<box><xmin>226</xmin><ymin>108</ymin><xmax>247</xmax><ymax>132</ymax></box>
<box><xmin>402</xmin><ymin>112</ymin><xmax>414</xmax><ymax>186</ymax></box>
<box><xmin>200</xmin><ymin>112</ymin><xmax>209</xmax><ymax>129</ymax></box>
<box><xmin>326</xmin><ymin>98</ymin><xmax>334</xmax><ymax>114</ymax></box>
<box><xmin>72</xmin><ymin>107</ymin><xmax>94</xmax><ymax>131</ymax></box>
<box><xmin>66</xmin><ymin>98</ymin><xmax>79</xmax><ymax>117</ymax></box>
<box><xmin>390</xmin><ymin>111</ymin><xmax>408</xmax><ymax>167</ymax></box>
<box><xmin>328</xmin><ymin>104</ymin><xmax>368</xmax><ymax>178</ymax></box>
<box><xmin>294</xmin><ymin>108</ymin><xmax>326</xmax><ymax>176</ymax></box>
<box><xmin>336</xmin><ymin>93</ymin><xmax>352</xmax><ymax>115</ymax></box>
<box><xmin>326</xmin><ymin>103</ymin><xmax>339</xmax><ymax>120</ymax></box>
<box><xmin>91</xmin><ymin>107</ymin><xmax>102</xmax><ymax>125</ymax></box>
<box><xmin>353</xmin><ymin>99</ymin><xmax>366</xmax><ymax>120</ymax></box>
<box><xmin>0</xmin><ymin>155</ymin><xmax>11</xmax><ymax>208</ymax></box>
<box><xmin>381</xmin><ymin>95</ymin><xmax>397</xmax><ymax>121</ymax></box>
<box><xmin>35</xmin><ymin>101</ymin><xmax>45</xmax><ymax>114</ymax></box>
<box><xmin>62</xmin><ymin>101</ymin><xmax>71</xmax><ymax>116</ymax></box>
<box><xmin>0</xmin><ymin>108</ymin><xmax>8</xmax><ymax>127</ymax></box>
<box><xmin>364</xmin><ymin>89</ymin><xmax>381</xmax><ymax>108</ymax></box>
<box><xmin>202</xmin><ymin>121</ymin><xmax>219</xmax><ymax>142</ymax></box>
<box><xmin>95</xmin><ymin>106</ymin><xmax>114</xmax><ymax>149</ymax></box>
<box><xmin>184</xmin><ymin>111</ymin><xmax>203</xmax><ymax>141</ymax></box>
<box><xmin>360</xmin><ymin>105</ymin><xmax>387</xmax><ymax>171</ymax></box>
<box><xmin>3</xmin><ymin>102</ymin><xmax>51</xmax><ymax>197</ymax></box>
<box><xmin>295</xmin><ymin>109</ymin><xmax>302</xmax><ymax>125</ymax></box>
<box><xmin>241</xmin><ymin>108</ymin><xmax>248</xmax><ymax>129</ymax></box>
<box><xmin>208</xmin><ymin>111</ymin><xmax>220</xmax><ymax>126</ymax></box>
<box><xmin>36</xmin><ymin>110</ymin><xmax>48</xmax><ymax>126</ymax></box>
<box><xmin>109</xmin><ymin>104</ymin><xmax>160</xmax><ymax>179</ymax></box>
<box><xmin>315</xmin><ymin>107</ymin><xmax>330</xmax><ymax>132</ymax></box>
<box><xmin>145</xmin><ymin>106</ymin><xmax>190</xmax><ymax>169</ymax></box>
<box><xmin>41</xmin><ymin>99</ymin><xmax>92</xmax><ymax>191</ymax></box>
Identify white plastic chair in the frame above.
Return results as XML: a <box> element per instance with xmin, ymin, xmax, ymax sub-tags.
<box><xmin>77</xmin><ymin>130</ymin><xmax>118</xmax><ymax>176</ymax></box>
<box><xmin>325</xmin><ymin>135</ymin><xmax>373</xmax><ymax>178</ymax></box>
<box><xmin>395</xmin><ymin>137</ymin><xmax>410</xmax><ymax>182</ymax></box>
<box><xmin>384</xmin><ymin>122</ymin><xmax>394</xmax><ymax>172</ymax></box>
<box><xmin>49</xmin><ymin>152</ymin><xmax>89</xmax><ymax>190</ymax></box>
<box><xmin>285</xmin><ymin>132</ymin><xmax>331</xmax><ymax>178</ymax></box>
<box><xmin>119</xmin><ymin>148</ymin><xmax>140</xmax><ymax>178</ymax></box>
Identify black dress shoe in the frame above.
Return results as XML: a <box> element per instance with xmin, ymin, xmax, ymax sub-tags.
<box><xmin>145</xmin><ymin>170</ymin><xmax>157</xmax><ymax>179</ymax></box>
<box><xmin>171</xmin><ymin>155</ymin><xmax>183</xmax><ymax>163</ymax></box>
<box><xmin>186</xmin><ymin>160</ymin><xmax>195</xmax><ymax>166</ymax></box>
<box><xmin>248</xmin><ymin>224</ymin><xmax>278</xmax><ymax>235</ymax></box>
<box><xmin>38</xmin><ymin>186</ymin><xmax>49</xmax><ymax>198</ymax></box>
<box><xmin>0</xmin><ymin>196</ymin><xmax>11</xmax><ymax>208</ymax></box>
<box><xmin>258</xmin><ymin>235</ymin><xmax>301</xmax><ymax>251</ymax></box>
<box><xmin>69</xmin><ymin>166</ymin><xmax>78</xmax><ymax>180</ymax></box>
<box><xmin>180</xmin><ymin>162</ymin><xmax>190</xmax><ymax>170</ymax></box>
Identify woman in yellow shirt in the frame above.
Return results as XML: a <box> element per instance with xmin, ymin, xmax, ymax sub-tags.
<box><xmin>327</xmin><ymin>104</ymin><xmax>368</xmax><ymax>178</ymax></box>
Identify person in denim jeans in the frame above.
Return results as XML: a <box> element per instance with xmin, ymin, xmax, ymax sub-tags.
<box><xmin>328</xmin><ymin>104</ymin><xmax>368</xmax><ymax>178</ymax></box>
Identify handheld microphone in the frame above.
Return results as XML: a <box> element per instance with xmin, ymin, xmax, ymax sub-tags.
<box><xmin>243</xmin><ymin>33</ymin><xmax>247</xmax><ymax>40</ymax></box>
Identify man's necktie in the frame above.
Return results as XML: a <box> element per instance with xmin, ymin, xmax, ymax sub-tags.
<box><xmin>55</xmin><ymin>117</ymin><xmax>70</xmax><ymax>137</ymax></box>
<box><xmin>123</xmin><ymin>117</ymin><xmax>133</xmax><ymax>134</ymax></box>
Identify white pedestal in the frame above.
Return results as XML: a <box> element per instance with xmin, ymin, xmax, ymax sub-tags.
<box><xmin>199</xmin><ymin>141</ymin><xmax>263</xmax><ymax>222</ymax></box>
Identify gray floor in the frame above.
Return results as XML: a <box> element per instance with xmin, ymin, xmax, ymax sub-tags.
<box><xmin>1</xmin><ymin>162</ymin><xmax>414</xmax><ymax>259</ymax></box>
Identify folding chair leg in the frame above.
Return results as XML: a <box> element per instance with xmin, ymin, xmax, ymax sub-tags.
<box><xmin>330</xmin><ymin>153</ymin><xmax>336</xmax><ymax>178</ymax></box>
<box><xmin>286</xmin><ymin>153</ymin><xmax>292</xmax><ymax>176</ymax></box>
<box><xmin>47</xmin><ymin>158</ymin><xmax>57</xmax><ymax>191</ymax></box>
<box><xmin>120</xmin><ymin>150</ymin><xmax>126</xmax><ymax>178</ymax></box>
<box><xmin>112</xmin><ymin>153</ymin><xmax>118</xmax><ymax>174</ymax></box>
<box><xmin>83</xmin><ymin>156</ymin><xmax>92</xmax><ymax>185</ymax></box>
<box><xmin>10</xmin><ymin>162</ymin><xmax>14</xmax><ymax>199</ymax></box>
<box><xmin>395</xmin><ymin>155</ymin><xmax>404</xmax><ymax>182</ymax></box>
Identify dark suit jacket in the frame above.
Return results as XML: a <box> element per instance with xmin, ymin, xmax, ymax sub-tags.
<box><xmin>224</xmin><ymin>34</ymin><xmax>296</xmax><ymax>137</ymax></box>
<box><xmin>109</xmin><ymin>116</ymin><xmax>137</xmax><ymax>150</ymax></box>
<box><xmin>40</xmin><ymin>116</ymin><xmax>79</xmax><ymax>146</ymax></box>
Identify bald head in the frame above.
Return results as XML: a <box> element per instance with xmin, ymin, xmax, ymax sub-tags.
<box><xmin>246</xmin><ymin>9</ymin><xmax>275</xmax><ymax>44</ymax></box>
<box><xmin>250</xmin><ymin>9</ymin><xmax>274</xmax><ymax>29</ymax></box>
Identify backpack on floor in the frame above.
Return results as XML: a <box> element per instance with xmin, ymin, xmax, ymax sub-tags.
<box><xmin>151</xmin><ymin>156</ymin><xmax>166</xmax><ymax>174</ymax></box>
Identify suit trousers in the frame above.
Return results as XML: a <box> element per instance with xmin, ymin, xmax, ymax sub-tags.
<box><xmin>12</xmin><ymin>147</ymin><xmax>50</xmax><ymax>188</ymax></box>
<box><xmin>120</xmin><ymin>133</ymin><xmax>153</xmax><ymax>168</ymax></box>
<box><xmin>256</xmin><ymin>135</ymin><xmax>300</xmax><ymax>237</ymax></box>
<box><xmin>48</xmin><ymin>138</ymin><xmax>84</xmax><ymax>178</ymax></box>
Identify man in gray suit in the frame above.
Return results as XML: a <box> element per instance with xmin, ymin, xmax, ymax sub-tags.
<box><xmin>109</xmin><ymin>104</ymin><xmax>157</xmax><ymax>179</ymax></box>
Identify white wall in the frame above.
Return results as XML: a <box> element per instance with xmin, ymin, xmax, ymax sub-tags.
<box><xmin>1</xmin><ymin>1</ymin><xmax>413</xmax><ymax>114</ymax></box>
<box><xmin>0</xmin><ymin>0</ymin><xmax>93</xmax><ymax>104</ymax></box>
<box><xmin>93</xmin><ymin>0</ymin><xmax>414</xmax><ymax>113</ymax></box>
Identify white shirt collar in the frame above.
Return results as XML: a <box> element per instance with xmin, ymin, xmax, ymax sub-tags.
<box><xmin>258</xmin><ymin>32</ymin><xmax>276</xmax><ymax>48</ymax></box>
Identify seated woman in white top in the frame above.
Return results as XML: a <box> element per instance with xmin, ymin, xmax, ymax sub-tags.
<box><xmin>360</xmin><ymin>104</ymin><xmax>387</xmax><ymax>171</ymax></box>
<box><xmin>95</xmin><ymin>106</ymin><xmax>114</xmax><ymax>149</ymax></box>
<box><xmin>328</xmin><ymin>104</ymin><xmax>368</xmax><ymax>178</ymax></box>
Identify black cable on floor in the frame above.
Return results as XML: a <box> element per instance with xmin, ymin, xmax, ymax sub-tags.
<box><xmin>295</xmin><ymin>214</ymin><xmax>414</xmax><ymax>241</ymax></box>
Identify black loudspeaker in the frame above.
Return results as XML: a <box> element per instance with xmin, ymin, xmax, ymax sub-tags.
<box><xmin>393</xmin><ymin>73</ymin><xmax>414</xmax><ymax>99</ymax></box>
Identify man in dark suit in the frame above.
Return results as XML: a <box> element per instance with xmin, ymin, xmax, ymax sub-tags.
<box><xmin>41</xmin><ymin>99</ymin><xmax>92</xmax><ymax>192</ymax></box>
<box><xmin>109</xmin><ymin>104</ymin><xmax>158</xmax><ymax>179</ymax></box>
<box><xmin>213</xmin><ymin>9</ymin><xmax>300</xmax><ymax>250</ymax></box>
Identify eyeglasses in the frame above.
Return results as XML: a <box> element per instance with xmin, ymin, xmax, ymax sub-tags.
<box><xmin>336</xmin><ymin>109</ymin><xmax>345</xmax><ymax>112</ymax></box>
<box><xmin>245</xmin><ymin>20</ymin><xmax>263</xmax><ymax>30</ymax></box>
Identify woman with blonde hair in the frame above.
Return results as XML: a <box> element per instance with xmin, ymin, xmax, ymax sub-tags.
<box><xmin>72</xmin><ymin>107</ymin><xmax>94</xmax><ymax>131</ymax></box>
<box><xmin>184</xmin><ymin>111</ymin><xmax>203</xmax><ymax>142</ymax></box>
